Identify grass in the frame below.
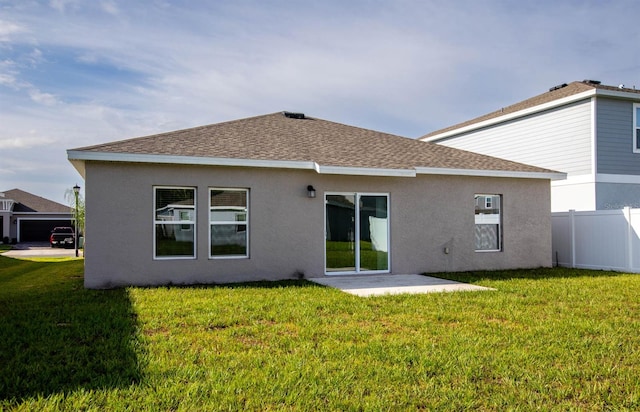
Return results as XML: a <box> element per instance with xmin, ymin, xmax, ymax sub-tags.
<box><xmin>1</xmin><ymin>257</ymin><xmax>639</xmax><ymax>410</ymax></box>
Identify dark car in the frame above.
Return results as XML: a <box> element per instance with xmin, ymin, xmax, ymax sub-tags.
<box><xmin>50</xmin><ymin>227</ymin><xmax>75</xmax><ymax>248</ymax></box>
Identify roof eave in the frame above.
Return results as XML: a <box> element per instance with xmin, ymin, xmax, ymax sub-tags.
<box><xmin>422</xmin><ymin>89</ymin><xmax>597</xmax><ymax>142</ymax></box>
<box><xmin>66</xmin><ymin>150</ymin><xmax>417</xmax><ymax>177</ymax></box>
<box><xmin>68</xmin><ymin>157</ymin><xmax>86</xmax><ymax>179</ymax></box>
<box><xmin>67</xmin><ymin>150</ymin><xmax>563</xmax><ymax>180</ymax></box>
<box><xmin>593</xmin><ymin>88</ymin><xmax>640</xmax><ymax>100</ymax></box>
<box><xmin>415</xmin><ymin>167</ymin><xmax>567</xmax><ymax>181</ymax></box>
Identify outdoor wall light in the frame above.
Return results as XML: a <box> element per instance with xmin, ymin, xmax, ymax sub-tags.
<box><xmin>307</xmin><ymin>185</ymin><xmax>316</xmax><ymax>198</ymax></box>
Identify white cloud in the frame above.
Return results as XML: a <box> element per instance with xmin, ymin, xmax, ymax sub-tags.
<box><xmin>0</xmin><ymin>72</ymin><xmax>18</xmax><ymax>87</ymax></box>
<box><xmin>28</xmin><ymin>88</ymin><xmax>59</xmax><ymax>105</ymax></box>
<box><xmin>0</xmin><ymin>19</ymin><xmax>25</xmax><ymax>41</ymax></box>
<box><xmin>100</xmin><ymin>1</ymin><xmax>119</xmax><ymax>16</ymax></box>
<box><xmin>2</xmin><ymin>0</ymin><xmax>640</xmax><ymax>203</ymax></box>
<box><xmin>26</xmin><ymin>48</ymin><xmax>44</xmax><ymax>66</ymax></box>
<box><xmin>0</xmin><ymin>135</ymin><xmax>57</xmax><ymax>149</ymax></box>
<box><xmin>49</xmin><ymin>0</ymin><xmax>80</xmax><ymax>13</ymax></box>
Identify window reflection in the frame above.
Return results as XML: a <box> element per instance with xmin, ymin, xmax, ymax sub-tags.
<box><xmin>210</xmin><ymin>189</ymin><xmax>249</xmax><ymax>257</ymax></box>
<box><xmin>154</xmin><ymin>187</ymin><xmax>196</xmax><ymax>258</ymax></box>
<box><xmin>325</xmin><ymin>195</ymin><xmax>356</xmax><ymax>272</ymax></box>
<box><xmin>326</xmin><ymin>194</ymin><xmax>389</xmax><ymax>273</ymax></box>
<box><xmin>475</xmin><ymin>194</ymin><xmax>502</xmax><ymax>251</ymax></box>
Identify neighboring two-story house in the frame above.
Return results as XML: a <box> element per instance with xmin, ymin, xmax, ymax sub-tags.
<box><xmin>422</xmin><ymin>80</ymin><xmax>640</xmax><ymax>211</ymax></box>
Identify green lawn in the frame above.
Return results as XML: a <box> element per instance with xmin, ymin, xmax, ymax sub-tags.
<box><xmin>1</xmin><ymin>256</ymin><xmax>639</xmax><ymax>410</ymax></box>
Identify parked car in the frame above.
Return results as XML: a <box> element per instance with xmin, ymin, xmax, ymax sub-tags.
<box><xmin>50</xmin><ymin>227</ymin><xmax>75</xmax><ymax>248</ymax></box>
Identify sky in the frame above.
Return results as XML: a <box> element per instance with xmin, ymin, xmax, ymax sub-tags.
<box><xmin>1</xmin><ymin>0</ymin><xmax>640</xmax><ymax>205</ymax></box>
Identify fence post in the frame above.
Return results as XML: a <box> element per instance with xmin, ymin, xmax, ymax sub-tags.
<box><xmin>569</xmin><ymin>209</ymin><xmax>576</xmax><ymax>268</ymax></box>
<box><xmin>625</xmin><ymin>207</ymin><xmax>632</xmax><ymax>271</ymax></box>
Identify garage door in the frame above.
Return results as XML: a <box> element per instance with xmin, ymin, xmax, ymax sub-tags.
<box><xmin>19</xmin><ymin>220</ymin><xmax>74</xmax><ymax>242</ymax></box>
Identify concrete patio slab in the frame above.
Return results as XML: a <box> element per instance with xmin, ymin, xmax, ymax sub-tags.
<box><xmin>309</xmin><ymin>274</ymin><xmax>493</xmax><ymax>297</ymax></box>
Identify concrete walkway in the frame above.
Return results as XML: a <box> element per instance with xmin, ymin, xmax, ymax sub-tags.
<box><xmin>1</xmin><ymin>242</ymin><xmax>83</xmax><ymax>258</ymax></box>
<box><xmin>309</xmin><ymin>274</ymin><xmax>493</xmax><ymax>297</ymax></box>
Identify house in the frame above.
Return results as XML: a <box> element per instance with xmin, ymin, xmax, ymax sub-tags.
<box><xmin>67</xmin><ymin>112</ymin><xmax>564</xmax><ymax>288</ymax></box>
<box><xmin>0</xmin><ymin>188</ymin><xmax>74</xmax><ymax>243</ymax></box>
<box><xmin>421</xmin><ymin>80</ymin><xmax>640</xmax><ymax>212</ymax></box>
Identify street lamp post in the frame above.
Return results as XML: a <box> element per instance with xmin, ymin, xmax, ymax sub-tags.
<box><xmin>73</xmin><ymin>184</ymin><xmax>80</xmax><ymax>257</ymax></box>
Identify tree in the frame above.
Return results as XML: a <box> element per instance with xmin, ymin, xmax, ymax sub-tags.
<box><xmin>64</xmin><ymin>187</ymin><xmax>85</xmax><ymax>236</ymax></box>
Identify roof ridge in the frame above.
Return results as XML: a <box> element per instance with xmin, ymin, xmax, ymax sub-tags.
<box><xmin>422</xmin><ymin>80</ymin><xmax>640</xmax><ymax>139</ymax></box>
<box><xmin>2</xmin><ymin>188</ymin><xmax>71</xmax><ymax>212</ymax></box>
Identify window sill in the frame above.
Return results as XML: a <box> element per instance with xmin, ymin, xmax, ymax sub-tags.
<box><xmin>209</xmin><ymin>255</ymin><xmax>249</xmax><ymax>260</ymax></box>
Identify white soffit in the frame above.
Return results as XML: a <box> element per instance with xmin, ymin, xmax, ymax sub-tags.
<box><xmin>316</xmin><ymin>165</ymin><xmax>416</xmax><ymax>177</ymax></box>
<box><xmin>67</xmin><ymin>150</ymin><xmax>562</xmax><ymax>180</ymax></box>
<box><xmin>415</xmin><ymin>167</ymin><xmax>566</xmax><ymax>181</ymax></box>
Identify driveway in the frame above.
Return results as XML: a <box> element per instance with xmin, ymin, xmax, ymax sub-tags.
<box><xmin>309</xmin><ymin>274</ymin><xmax>493</xmax><ymax>297</ymax></box>
<box><xmin>1</xmin><ymin>242</ymin><xmax>83</xmax><ymax>258</ymax></box>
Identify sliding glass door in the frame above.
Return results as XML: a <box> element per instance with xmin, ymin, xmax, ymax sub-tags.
<box><xmin>325</xmin><ymin>193</ymin><xmax>389</xmax><ymax>274</ymax></box>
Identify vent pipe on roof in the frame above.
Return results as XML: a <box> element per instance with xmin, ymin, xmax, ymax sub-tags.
<box><xmin>549</xmin><ymin>83</ymin><xmax>568</xmax><ymax>92</ymax></box>
<box><xmin>283</xmin><ymin>111</ymin><xmax>305</xmax><ymax>119</ymax></box>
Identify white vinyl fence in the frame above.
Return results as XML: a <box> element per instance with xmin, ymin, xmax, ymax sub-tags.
<box><xmin>552</xmin><ymin>207</ymin><xmax>640</xmax><ymax>272</ymax></box>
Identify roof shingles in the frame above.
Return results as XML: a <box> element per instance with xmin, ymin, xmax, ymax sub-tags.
<box><xmin>71</xmin><ymin>112</ymin><xmax>559</xmax><ymax>175</ymax></box>
<box><xmin>1</xmin><ymin>189</ymin><xmax>71</xmax><ymax>213</ymax></box>
<box><xmin>423</xmin><ymin>81</ymin><xmax>640</xmax><ymax>138</ymax></box>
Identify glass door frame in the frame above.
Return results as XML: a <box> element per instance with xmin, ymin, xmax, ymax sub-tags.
<box><xmin>324</xmin><ymin>192</ymin><xmax>390</xmax><ymax>275</ymax></box>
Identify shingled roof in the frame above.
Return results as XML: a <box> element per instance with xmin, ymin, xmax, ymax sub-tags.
<box><xmin>1</xmin><ymin>188</ymin><xmax>71</xmax><ymax>213</ymax></box>
<box><xmin>422</xmin><ymin>80</ymin><xmax>640</xmax><ymax>140</ymax></box>
<box><xmin>68</xmin><ymin>112</ymin><xmax>563</xmax><ymax>180</ymax></box>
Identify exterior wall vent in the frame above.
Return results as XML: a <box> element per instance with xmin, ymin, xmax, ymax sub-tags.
<box><xmin>283</xmin><ymin>112</ymin><xmax>305</xmax><ymax>119</ymax></box>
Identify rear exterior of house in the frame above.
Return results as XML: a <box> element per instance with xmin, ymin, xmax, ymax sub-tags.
<box><xmin>421</xmin><ymin>81</ymin><xmax>640</xmax><ymax>212</ymax></box>
<box><xmin>68</xmin><ymin>112</ymin><xmax>563</xmax><ymax>288</ymax></box>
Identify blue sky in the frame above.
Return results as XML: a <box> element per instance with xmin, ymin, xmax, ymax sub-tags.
<box><xmin>1</xmin><ymin>0</ymin><xmax>639</xmax><ymax>204</ymax></box>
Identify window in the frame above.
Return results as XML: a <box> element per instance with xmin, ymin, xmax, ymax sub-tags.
<box><xmin>634</xmin><ymin>103</ymin><xmax>640</xmax><ymax>152</ymax></box>
<box><xmin>154</xmin><ymin>187</ymin><xmax>196</xmax><ymax>259</ymax></box>
<box><xmin>210</xmin><ymin>188</ymin><xmax>248</xmax><ymax>258</ymax></box>
<box><xmin>475</xmin><ymin>194</ymin><xmax>501</xmax><ymax>252</ymax></box>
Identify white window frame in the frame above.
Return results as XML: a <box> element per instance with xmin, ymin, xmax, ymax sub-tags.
<box><xmin>209</xmin><ymin>188</ymin><xmax>249</xmax><ymax>259</ymax></box>
<box><xmin>153</xmin><ymin>186</ymin><xmax>196</xmax><ymax>260</ymax></box>
<box><xmin>474</xmin><ymin>194</ymin><xmax>502</xmax><ymax>252</ymax></box>
<box><xmin>634</xmin><ymin>103</ymin><xmax>640</xmax><ymax>153</ymax></box>
<box><xmin>324</xmin><ymin>192</ymin><xmax>390</xmax><ymax>275</ymax></box>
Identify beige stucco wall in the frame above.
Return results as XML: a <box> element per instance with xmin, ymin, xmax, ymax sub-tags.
<box><xmin>84</xmin><ymin>161</ymin><xmax>552</xmax><ymax>288</ymax></box>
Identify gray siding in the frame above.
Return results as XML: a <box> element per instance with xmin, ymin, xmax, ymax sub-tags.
<box><xmin>436</xmin><ymin>100</ymin><xmax>593</xmax><ymax>177</ymax></box>
<box><xmin>596</xmin><ymin>98</ymin><xmax>640</xmax><ymax>175</ymax></box>
<box><xmin>596</xmin><ymin>182</ymin><xmax>640</xmax><ymax>209</ymax></box>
